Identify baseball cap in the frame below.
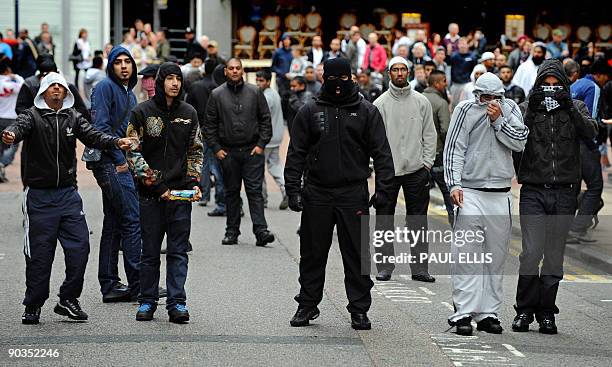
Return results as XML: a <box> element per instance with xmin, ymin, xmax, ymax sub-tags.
<box><xmin>479</xmin><ymin>51</ymin><xmax>495</xmax><ymax>63</ymax></box>
<box><xmin>207</xmin><ymin>40</ymin><xmax>219</xmax><ymax>48</ymax></box>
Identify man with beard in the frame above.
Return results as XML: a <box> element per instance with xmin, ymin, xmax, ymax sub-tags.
<box><xmin>205</xmin><ymin>58</ymin><xmax>274</xmax><ymax>247</ymax></box>
<box><xmin>285</xmin><ymin>58</ymin><xmax>394</xmax><ymax>330</ymax></box>
<box><xmin>512</xmin><ymin>42</ymin><xmax>547</xmax><ymax>96</ymax></box>
<box><xmin>128</xmin><ymin>62</ymin><xmax>203</xmax><ymax>323</ymax></box>
<box><xmin>373</xmin><ymin>56</ymin><xmax>437</xmax><ymax>283</ymax></box>
<box><xmin>512</xmin><ymin>59</ymin><xmax>597</xmax><ymax>335</ymax></box>
<box><xmin>499</xmin><ymin>65</ymin><xmax>526</xmax><ymax>105</ymax></box>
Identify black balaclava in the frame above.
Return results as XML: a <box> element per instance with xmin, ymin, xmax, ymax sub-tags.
<box><xmin>154</xmin><ymin>62</ymin><xmax>184</xmax><ymax>110</ymax></box>
<box><xmin>212</xmin><ymin>64</ymin><xmax>226</xmax><ymax>87</ymax></box>
<box><xmin>321</xmin><ymin>58</ymin><xmax>357</xmax><ymax>103</ymax></box>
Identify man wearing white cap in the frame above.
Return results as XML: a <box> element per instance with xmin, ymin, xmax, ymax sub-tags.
<box><xmin>1</xmin><ymin>72</ymin><xmax>134</xmax><ymax>325</ymax></box>
<box><xmin>479</xmin><ymin>51</ymin><xmax>496</xmax><ymax>73</ymax></box>
<box><xmin>372</xmin><ymin>56</ymin><xmax>437</xmax><ymax>283</ymax></box>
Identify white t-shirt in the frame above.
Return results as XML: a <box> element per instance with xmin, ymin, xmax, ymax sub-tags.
<box><xmin>311</xmin><ymin>48</ymin><xmax>323</xmax><ymax>67</ymax></box>
<box><xmin>76</xmin><ymin>38</ymin><xmax>92</xmax><ymax>70</ymax></box>
<box><xmin>0</xmin><ymin>74</ymin><xmax>25</xmax><ymax>119</ymax></box>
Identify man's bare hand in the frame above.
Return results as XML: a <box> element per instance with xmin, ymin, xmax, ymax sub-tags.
<box><xmin>160</xmin><ymin>190</ymin><xmax>171</xmax><ymax>201</ymax></box>
<box><xmin>487</xmin><ymin>100</ymin><xmax>502</xmax><ymax>122</ymax></box>
<box><xmin>116</xmin><ymin>163</ymin><xmax>129</xmax><ymax>173</ymax></box>
<box><xmin>117</xmin><ymin>137</ymin><xmax>137</xmax><ymax>151</ymax></box>
<box><xmin>191</xmin><ymin>186</ymin><xmax>202</xmax><ymax>202</ymax></box>
<box><xmin>451</xmin><ymin>189</ymin><xmax>464</xmax><ymax>208</ymax></box>
<box><xmin>216</xmin><ymin>149</ymin><xmax>227</xmax><ymax>160</ymax></box>
<box><xmin>2</xmin><ymin>131</ymin><xmax>15</xmax><ymax>145</ymax></box>
<box><xmin>251</xmin><ymin>146</ymin><xmax>264</xmax><ymax>156</ymax></box>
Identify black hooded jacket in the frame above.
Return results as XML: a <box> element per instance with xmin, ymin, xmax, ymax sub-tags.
<box><xmin>284</xmin><ymin>82</ymin><xmax>395</xmax><ymax>197</ymax></box>
<box><xmin>515</xmin><ymin>59</ymin><xmax>597</xmax><ymax>185</ymax></box>
<box><xmin>126</xmin><ymin>63</ymin><xmax>203</xmax><ymax>198</ymax></box>
<box><xmin>204</xmin><ymin>78</ymin><xmax>272</xmax><ymax>153</ymax></box>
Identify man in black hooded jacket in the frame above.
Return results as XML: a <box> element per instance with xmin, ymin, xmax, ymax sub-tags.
<box><xmin>284</xmin><ymin>58</ymin><xmax>395</xmax><ymax>330</ymax></box>
<box><xmin>512</xmin><ymin>59</ymin><xmax>597</xmax><ymax>335</ymax></box>
<box><xmin>127</xmin><ymin>62</ymin><xmax>203</xmax><ymax>324</ymax></box>
<box><xmin>204</xmin><ymin>58</ymin><xmax>274</xmax><ymax>246</ymax></box>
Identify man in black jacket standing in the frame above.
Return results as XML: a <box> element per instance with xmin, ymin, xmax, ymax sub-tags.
<box><xmin>285</xmin><ymin>58</ymin><xmax>395</xmax><ymax>330</ymax></box>
<box><xmin>512</xmin><ymin>59</ymin><xmax>597</xmax><ymax>335</ymax></box>
<box><xmin>204</xmin><ymin>58</ymin><xmax>274</xmax><ymax>246</ymax></box>
<box><xmin>2</xmin><ymin>72</ymin><xmax>133</xmax><ymax>324</ymax></box>
<box><xmin>127</xmin><ymin>63</ymin><xmax>203</xmax><ymax>324</ymax></box>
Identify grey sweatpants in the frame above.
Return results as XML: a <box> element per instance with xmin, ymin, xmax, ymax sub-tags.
<box><xmin>449</xmin><ymin>188</ymin><xmax>513</xmax><ymax>323</ymax></box>
<box><xmin>262</xmin><ymin>146</ymin><xmax>285</xmax><ymax>204</ymax></box>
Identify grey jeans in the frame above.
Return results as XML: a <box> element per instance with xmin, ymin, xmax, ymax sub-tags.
<box><xmin>262</xmin><ymin>146</ymin><xmax>286</xmax><ymax>203</ymax></box>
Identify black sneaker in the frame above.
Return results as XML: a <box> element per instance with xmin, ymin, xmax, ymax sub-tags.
<box><xmin>351</xmin><ymin>313</ymin><xmax>371</xmax><ymax>330</ymax></box>
<box><xmin>449</xmin><ymin>317</ymin><xmax>472</xmax><ymax>336</ymax></box>
<box><xmin>168</xmin><ymin>304</ymin><xmax>190</xmax><ymax>323</ymax></box>
<box><xmin>290</xmin><ymin>306</ymin><xmax>320</xmax><ymax>327</ymax></box>
<box><xmin>511</xmin><ymin>313</ymin><xmax>533</xmax><ymax>332</ymax></box>
<box><xmin>375</xmin><ymin>269</ymin><xmax>392</xmax><ymax>281</ymax></box>
<box><xmin>136</xmin><ymin>303</ymin><xmax>156</xmax><ymax>321</ymax></box>
<box><xmin>102</xmin><ymin>282</ymin><xmax>132</xmax><ymax>303</ymax></box>
<box><xmin>208</xmin><ymin>208</ymin><xmax>226</xmax><ymax>217</ymax></box>
<box><xmin>22</xmin><ymin>305</ymin><xmax>41</xmax><ymax>325</ymax></box>
<box><xmin>256</xmin><ymin>230</ymin><xmax>275</xmax><ymax>247</ymax></box>
<box><xmin>54</xmin><ymin>299</ymin><xmax>88</xmax><ymax>321</ymax></box>
<box><xmin>222</xmin><ymin>233</ymin><xmax>238</xmax><ymax>245</ymax></box>
<box><xmin>477</xmin><ymin>317</ymin><xmax>503</xmax><ymax>334</ymax></box>
<box><xmin>538</xmin><ymin>315</ymin><xmax>558</xmax><ymax>335</ymax></box>
<box><xmin>412</xmin><ymin>273</ymin><xmax>436</xmax><ymax>283</ymax></box>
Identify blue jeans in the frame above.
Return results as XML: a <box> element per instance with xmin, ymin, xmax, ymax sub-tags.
<box><xmin>200</xmin><ymin>144</ymin><xmax>225</xmax><ymax>211</ymax></box>
<box><xmin>138</xmin><ymin>198</ymin><xmax>191</xmax><ymax>309</ymax></box>
<box><xmin>91</xmin><ymin>163</ymin><xmax>141</xmax><ymax>297</ymax></box>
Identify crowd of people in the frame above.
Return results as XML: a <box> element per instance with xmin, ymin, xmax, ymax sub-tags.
<box><xmin>0</xmin><ymin>18</ymin><xmax>611</xmax><ymax>338</ymax></box>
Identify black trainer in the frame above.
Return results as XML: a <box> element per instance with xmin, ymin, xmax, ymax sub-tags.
<box><xmin>22</xmin><ymin>305</ymin><xmax>41</xmax><ymax>325</ymax></box>
<box><xmin>103</xmin><ymin>282</ymin><xmax>132</xmax><ymax>303</ymax></box>
<box><xmin>538</xmin><ymin>315</ymin><xmax>558</xmax><ymax>335</ymax></box>
<box><xmin>222</xmin><ymin>233</ymin><xmax>238</xmax><ymax>245</ymax></box>
<box><xmin>511</xmin><ymin>313</ymin><xmax>533</xmax><ymax>332</ymax></box>
<box><xmin>290</xmin><ymin>306</ymin><xmax>320</xmax><ymax>327</ymax></box>
<box><xmin>256</xmin><ymin>230</ymin><xmax>275</xmax><ymax>247</ymax></box>
<box><xmin>412</xmin><ymin>273</ymin><xmax>436</xmax><ymax>283</ymax></box>
<box><xmin>54</xmin><ymin>299</ymin><xmax>88</xmax><ymax>321</ymax></box>
<box><xmin>168</xmin><ymin>304</ymin><xmax>190</xmax><ymax>323</ymax></box>
<box><xmin>136</xmin><ymin>303</ymin><xmax>157</xmax><ymax>321</ymax></box>
<box><xmin>450</xmin><ymin>317</ymin><xmax>473</xmax><ymax>336</ymax></box>
<box><xmin>208</xmin><ymin>208</ymin><xmax>226</xmax><ymax>217</ymax></box>
<box><xmin>477</xmin><ymin>317</ymin><xmax>503</xmax><ymax>334</ymax></box>
<box><xmin>351</xmin><ymin>313</ymin><xmax>372</xmax><ymax>330</ymax></box>
<box><xmin>375</xmin><ymin>269</ymin><xmax>392</xmax><ymax>281</ymax></box>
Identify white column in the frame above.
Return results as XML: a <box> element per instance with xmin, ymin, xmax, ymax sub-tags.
<box><xmin>102</xmin><ymin>0</ymin><xmax>111</xmax><ymax>46</ymax></box>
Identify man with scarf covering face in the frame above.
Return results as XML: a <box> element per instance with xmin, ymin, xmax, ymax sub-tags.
<box><xmin>284</xmin><ymin>58</ymin><xmax>394</xmax><ymax>330</ymax></box>
<box><xmin>512</xmin><ymin>59</ymin><xmax>597</xmax><ymax>335</ymax></box>
<box><xmin>126</xmin><ymin>62</ymin><xmax>203</xmax><ymax>323</ymax></box>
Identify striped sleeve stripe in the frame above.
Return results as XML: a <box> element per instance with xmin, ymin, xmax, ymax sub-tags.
<box><xmin>501</xmin><ymin>124</ymin><xmax>529</xmax><ymax>140</ymax></box>
<box><xmin>444</xmin><ymin>103</ymin><xmax>473</xmax><ymax>187</ymax></box>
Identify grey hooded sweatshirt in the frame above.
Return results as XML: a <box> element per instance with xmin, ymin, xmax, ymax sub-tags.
<box><xmin>374</xmin><ymin>81</ymin><xmax>437</xmax><ymax>176</ymax></box>
<box><xmin>443</xmin><ymin>72</ymin><xmax>529</xmax><ymax>192</ymax></box>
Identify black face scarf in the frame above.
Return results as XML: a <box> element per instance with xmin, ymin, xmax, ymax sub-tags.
<box><xmin>320</xmin><ymin>58</ymin><xmax>358</xmax><ymax>104</ymax></box>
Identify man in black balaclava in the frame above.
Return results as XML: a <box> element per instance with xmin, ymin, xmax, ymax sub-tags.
<box><xmin>512</xmin><ymin>59</ymin><xmax>597</xmax><ymax>335</ymax></box>
<box><xmin>284</xmin><ymin>58</ymin><xmax>395</xmax><ymax>330</ymax></box>
<box><xmin>126</xmin><ymin>62</ymin><xmax>203</xmax><ymax>324</ymax></box>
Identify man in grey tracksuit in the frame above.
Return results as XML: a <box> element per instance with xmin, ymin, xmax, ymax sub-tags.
<box><xmin>444</xmin><ymin>72</ymin><xmax>528</xmax><ymax>336</ymax></box>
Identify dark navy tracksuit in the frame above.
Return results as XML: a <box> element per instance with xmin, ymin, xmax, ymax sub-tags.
<box><xmin>4</xmin><ymin>100</ymin><xmax>120</xmax><ymax>307</ymax></box>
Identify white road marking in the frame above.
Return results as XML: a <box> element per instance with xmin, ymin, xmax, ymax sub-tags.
<box><xmin>502</xmin><ymin>344</ymin><xmax>525</xmax><ymax>358</ymax></box>
<box><xmin>419</xmin><ymin>286</ymin><xmax>436</xmax><ymax>295</ymax></box>
<box><xmin>441</xmin><ymin>301</ymin><xmax>455</xmax><ymax>311</ymax></box>
<box><xmin>601</xmin><ymin>300</ymin><xmax>612</xmax><ymax>302</ymax></box>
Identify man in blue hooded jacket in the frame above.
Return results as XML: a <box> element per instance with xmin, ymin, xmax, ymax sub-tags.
<box><xmin>89</xmin><ymin>46</ymin><xmax>142</xmax><ymax>303</ymax></box>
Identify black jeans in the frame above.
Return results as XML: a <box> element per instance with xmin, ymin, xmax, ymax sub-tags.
<box><xmin>138</xmin><ymin>197</ymin><xmax>191</xmax><ymax>309</ymax></box>
<box><xmin>296</xmin><ymin>183</ymin><xmax>373</xmax><ymax>313</ymax></box>
<box><xmin>516</xmin><ymin>184</ymin><xmax>577</xmax><ymax>317</ymax></box>
<box><xmin>375</xmin><ymin>168</ymin><xmax>431</xmax><ymax>274</ymax></box>
<box><xmin>220</xmin><ymin>147</ymin><xmax>268</xmax><ymax>237</ymax></box>
<box><xmin>431</xmin><ymin>165</ymin><xmax>454</xmax><ymax>225</ymax></box>
<box><xmin>571</xmin><ymin>143</ymin><xmax>603</xmax><ymax>232</ymax></box>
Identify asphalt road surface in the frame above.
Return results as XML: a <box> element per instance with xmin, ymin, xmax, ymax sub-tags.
<box><xmin>0</xmin><ymin>188</ymin><xmax>611</xmax><ymax>366</ymax></box>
